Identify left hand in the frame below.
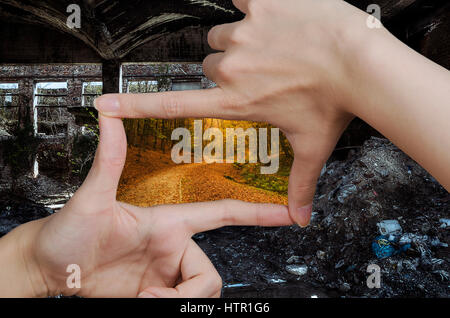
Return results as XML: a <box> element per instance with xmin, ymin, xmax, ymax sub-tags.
<box><xmin>1</xmin><ymin>115</ymin><xmax>293</xmax><ymax>298</ymax></box>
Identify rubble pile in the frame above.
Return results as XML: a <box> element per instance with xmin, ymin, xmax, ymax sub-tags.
<box><xmin>196</xmin><ymin>137</ymin><xmax>449</xmax><ymax>297</ymax></box>
<box><xmin>0</xmin><ymin>137</ymin><xmax>448</xmax><ymax>297</ymax></box>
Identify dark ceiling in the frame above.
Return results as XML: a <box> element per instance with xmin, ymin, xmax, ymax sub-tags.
<box><xmin>0</xmin><ymin>0</ymin><xmax>242</xmax><ymax>60</ymax></box>
<box><xmin>0</xmin><ymin>0</ymin><xmax>448</xmax><ymax>62</ymax></box>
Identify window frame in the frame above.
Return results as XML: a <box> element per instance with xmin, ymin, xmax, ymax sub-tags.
<box><xmin>0</xmin><ymin>82</ymin><xmax>20</xmax><ymax>108</ymax></box>
<box><xmin>81</xmin><ymin>81</ymin><xmax>103</xmax><ymax>107</ymax></box>
<box><xmin>33</xmin><ymin>81</ymin><xmax>69</xmax><ymax>137</ymax></box>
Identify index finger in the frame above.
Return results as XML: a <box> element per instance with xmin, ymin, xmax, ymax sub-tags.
<box><xmin>94</xmin><ymin>87</ymin><xmax>239</xmax><ymax>120</ymax></box>
<box><xmin>169</xmin><ymin>199</ymin><xmax>294</xmax><ymax>234</ymax></box>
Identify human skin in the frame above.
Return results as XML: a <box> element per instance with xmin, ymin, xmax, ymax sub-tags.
<box><xmin>94</xmin><ymin>0</ymin><xmax>450</xmax><ymax>227</ymax></box>
<box><xmin>0</xmin><ymin>115</ymin><xmax>293</xmax><ymax>298</ymax></box>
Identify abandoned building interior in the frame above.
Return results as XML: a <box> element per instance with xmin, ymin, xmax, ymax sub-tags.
<box><xmin>0</xmin><ymin>63</ymin><xmax>213</xmax><ymax>207</ymax></box>
<box><xmin>0</xmin><ymin>0</ymin><xmax>449</xmax><ymax>297</ymax></box>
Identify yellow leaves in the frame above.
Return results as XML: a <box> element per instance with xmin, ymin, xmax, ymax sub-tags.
<box><xmin>117</xmin><ymin>146</ymin><xmax>287</xmax><ymax>207</ymax></box>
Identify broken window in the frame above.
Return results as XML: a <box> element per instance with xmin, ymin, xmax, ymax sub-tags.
<box><xmin>126</xmin><ymin>80</ymin><xmax>159</xmax><ymax>93</ymax></box>
<box><xmin>125</xmin><ymin>78</ymin><xmax>202</xmax><ymax>94</ymax></box>
<box><xmin>0</xmin><ymin>83</ymin><xmax>19</xmax><ymax>106</ymax></box>
<box><xmin>34</xmin><ymin>82</ymin><xmax>72</xmax><ymax>136</ymax></box>
<box><xmin>171</xmin><ymin>79</ymin><xmax>202</xmax><ymax>91</ymax></box>
<box><xmin>82</xmin><ymin>82</ymin><xmax>103</xmax><ymax>107</ymax></box>
<box><xmin>0</xmin><ymin>83</ymin><xmax>19</xmax><ymax>137</ymax></box>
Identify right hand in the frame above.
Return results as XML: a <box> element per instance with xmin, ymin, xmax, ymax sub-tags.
<box><xmin>94</xmin><ymin>0</ymin><xmax>385</xmax><ymax>226</ymax></box>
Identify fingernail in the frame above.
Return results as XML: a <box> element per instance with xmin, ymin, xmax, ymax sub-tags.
<box><xmin>94</xmin><ymin>95</ymin><xmax>120</xmax><ymax>115</ymax></box>
<box><xmin>296</xmin><ymin>204</ymin><xmax>312</xmax><ymax>228</ymax></box>
<box><xmin>138</xmin><ymin>291</ymin><xmax>157</xmax><ymax>298</ymax></box>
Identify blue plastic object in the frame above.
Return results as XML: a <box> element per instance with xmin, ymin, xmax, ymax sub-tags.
<box><xmin>372</xmin><ymin>235</ymin><xmax>411</xmax><ymax>259</ymax></box>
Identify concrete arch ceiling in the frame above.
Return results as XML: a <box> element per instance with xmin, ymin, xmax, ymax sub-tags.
<box><xmin>0</xmin><ymin>0</ymin><xmax>435</xmax><ymax>61</ymax></box>
<box><xmin>0</xmin><ymin>0</ymin><xmax>242</xmax><ymax>60</ymax></box>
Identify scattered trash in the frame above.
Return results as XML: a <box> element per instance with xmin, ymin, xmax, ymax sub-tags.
<box><xmin>432</xmin><ymin>270</ymin><xmax>449</xmax><ymax>282</ymax></box>
<box><xmin>431</xmin><ymin>258</ymin><xmax>444</xmax><ymax>265</ymax></box>
<box><xmin>372</xmin><ymin>236</ymin><xmax>397</xmax><ymax>259</ymax></box>
<box><xmin>316</xmin><ymin>250</ymin><xmax>326</xmax><ymax>260</ymax></box>
<box><xmin>431</xmin><ymin>237</ymin><xmax>448</xmax><ymax>248</ymax></box>
<box><xmin>399</xmin><ymin>233</ymin><xmax>425</xmax><ymax>245</ymax></box>
<box><xmin>267</xmin><ymin>278</ymin><xmax>287</xmax><ymax>284</ymax></box>
<box><xmin>286</xmin><ymin>264</ymin><xmax>308</xmax><ymax>276</ymax></box>
<box><xmin>372</xmin><ymin>235</ymin><xmax>411</xmax><ymax>259</ymax></box>
<box><xmin>377</xmin><ymin>220</ymin><xmax>402</xmax><ymax>237</ymax></box>
<box><xmin>3</xmin><ymin>137</ymin><xmax>443</xmax><ymax>297</ymax></box>
<box><xmin>400</xmin><ymin>259</ymin><xmax>419</xmax><ymax>271</ymax></box>
<box><xmin>224</xmin><ymin>283</ymin><xmax>251</xmax><ymax>288</ymax></box>
<box><xmin>310</xmin><ymin>212</ymin><xmax>319</xmax><ymax>221</ymax></box>
<box><xmin>286</xmin><ymin>255</ymin><xmax>301</xmax><ymax>264</ymax></box>
<box><xmin>337</xmin><ymin>184</ymin><xmax>358</xmax><ymax>204</ymax></box>
<box><xmin>335</xmin><ymin>259</ymin><xmax>345</xmax><ymax>269</ymax></box>
<box><xmin>439</xmin><ymin>218</ymin><xmax>450</xmax><ymax>228</ymax></box>
<box><xmin>339</xmin><ymin>282</ymin><xmax>351</xmax><ymax>292</ymax></box>
<box><xmin>399</xmin><ymin>233</ymin><xmax>449</xmax><ymax>251</ymax></box>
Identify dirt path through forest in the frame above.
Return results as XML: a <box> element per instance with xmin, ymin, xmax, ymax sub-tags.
<box><xmin>117</xmin><ymin>147</ymin><xmax>287</xmax><ymax>207</ymax></box>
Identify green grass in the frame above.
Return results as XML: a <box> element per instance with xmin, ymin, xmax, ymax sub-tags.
<box><xmin>233</xmin><ymin>162</ymin><xmax>290</xmax><ymax>195</ymax></box>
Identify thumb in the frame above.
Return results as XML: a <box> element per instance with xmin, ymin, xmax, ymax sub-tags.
<box><xmin>137</xmin><ymin>289</ymin><xmax>164</xmax><ymax>298</ymax></box>
<box><xmin>288</xmin><ymin>156</ymin><xmax>319</xmax><ymax>228</ymax></box>
<box><xmin>287</xmin><ymin>131</ymin><xmax>338</xmax><ymax>227</ymax></box>
<box><xmin>78</xmin><ymin>114</ymin><xmax>127</xmax><ymax>201</ymax></box>
<box><xmin>138</xmin><ymin>273</ymin><xmax>221</xmax><ymax>299</ymax></box>
<box><xmin>137</xmin><ymin>287</ymin><xmax>180</xmax><ymax>298</ymax></box>
<box><xmin>138</xmin><ymin>282</ymin><xmax>221</xmax><ymax>298</ymax></box>
<box><xmin>139</xmin><ymin>241</ymin><xmax>222</xmax><ymax>298</ymax></box>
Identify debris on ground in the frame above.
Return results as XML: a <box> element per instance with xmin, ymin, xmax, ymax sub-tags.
<box><xmin>440</xmin><ymin>219</ymin><xmax>450</xmax><ymax>229</ymax></box>
<box><xmin>285</xmin><ymin>264</ymin><xmax>308</xmax><ymax>276</ymax></box>
<box><xmin>372</xmin><ymin>235</ymin><xmax>411</xmax><ymax>259</ymax></box>
<box><xmin>194</xmin><ymin>137</ymin><xmax>449</xmax><ymax>297</ymax></box>
<box><xmin>377</xmin><ymin>220</ymin><xmax>402</xmax><ymax>237</ymax></box>
<box><xmin>1</xmin><ymin>137</ymin><xmax>448</xmax><ymax>297</ymax></box>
